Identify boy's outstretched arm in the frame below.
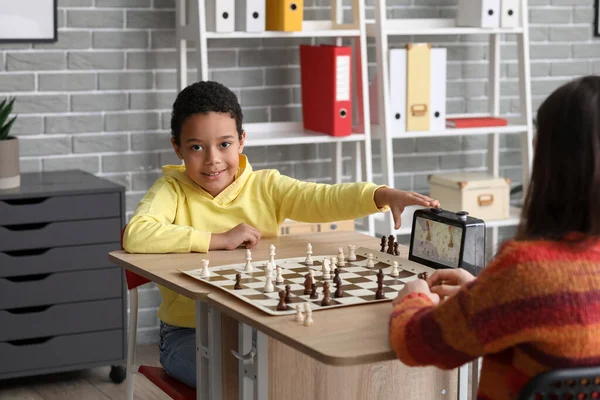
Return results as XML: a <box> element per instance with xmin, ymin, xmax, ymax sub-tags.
<box><xmin>373</xmin><ymin>187</ymin><xmax>440</xmax><ymax>229</ymax></box>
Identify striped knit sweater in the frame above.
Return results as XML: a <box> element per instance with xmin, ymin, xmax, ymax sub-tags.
<box><xmin>389</xmin><ymin>238</ymin><xmax>600</xmax><ymax>400</ymax></box>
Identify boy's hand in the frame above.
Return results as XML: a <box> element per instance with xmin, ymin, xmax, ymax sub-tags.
<box><xmin>210</xmin><ymin>223</ymin><xmax>261</xmax><ymax>250</ymax></box>
<box><xmin>374</xmin><ymin>188</ymin><xmax>440</xmax><ymax>229</ymax></box>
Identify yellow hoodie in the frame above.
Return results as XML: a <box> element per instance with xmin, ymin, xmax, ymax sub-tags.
<box><xmin>123</xmin><ymin>155</ymin><xmax>386</xmax><ymax>327</ymax></box>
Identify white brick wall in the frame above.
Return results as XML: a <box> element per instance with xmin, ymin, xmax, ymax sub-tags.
<box><xmin>1</xmin><ymin>0</ymin><xmax>594</xmax><ymax>342</ymax></box>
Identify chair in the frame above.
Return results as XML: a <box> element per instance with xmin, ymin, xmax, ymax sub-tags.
<box><xmin>121</xmin><ymin>228</ymin><xmax>196</xmax><ymax>400</ymax></box>
<box><xmin>517</xmin><ymin>366</ymin><xmax>600</xmax><ymax>400</ymax></box>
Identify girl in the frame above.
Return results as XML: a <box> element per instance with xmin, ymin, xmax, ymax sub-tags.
<box><xmin>389</xmin><ymin>75</ymin><xmax>600</xmax><ymax>400</ymax></box>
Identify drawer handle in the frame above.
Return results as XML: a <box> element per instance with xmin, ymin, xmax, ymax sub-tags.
<box><xmin>4</xmin><ymin>222</ymin><xmax>50</xmax><ymax>231</ymax></box>
<box><xmin>4</xmin><ymin>248</ymin><xmax>51</xmax><ymax>257</ymax></box>
<box><xmin>477</xmin><ymin>194</ymin><xmax>494</xmax><ymax>207</ymax></box>
<box><xmin>6</xmin><ymin>305</ymin><xmax>53</xmax><ymax>314</ymax></box>
<box><xmin>5</xmin><ymin>273</ymin><xmax>51</xmax><ymax>282</ymax></box>
<box><xmin>3</xmin><ymin>197</ymin><xmax>50</xmax><ymax>206</ymax></box>
<box><xmin>8</xmin><ymin>336</ymin><xmax>53</xmax><ymax>346</ymax></box>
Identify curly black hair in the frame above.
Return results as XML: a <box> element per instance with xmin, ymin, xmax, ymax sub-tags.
<box><xmin>170</xmin><ymin>81</ymin><xmax>243</xmax><ymax>145</ymax></box>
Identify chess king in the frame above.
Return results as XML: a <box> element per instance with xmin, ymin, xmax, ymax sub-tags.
<box><xmin>122</xmin><ymin>80</ymin><xmax>440</xmax><ymax>389</ymax></box>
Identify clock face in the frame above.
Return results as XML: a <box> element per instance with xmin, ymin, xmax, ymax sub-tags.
<box><xmin>411</xmin><ymin>216</ymin><xmax>463</xmax><ymax>268</ymax></box>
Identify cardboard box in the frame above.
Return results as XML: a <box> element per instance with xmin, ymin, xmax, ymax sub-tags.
<box><xmin>279</xmin><ymin>219</ymin><xmax>355</xmax><ymax>236</ymax></box>
<box><xmin>428</xmin><ymin>172</ymin><xmax>510</xmax><ymax>221</ymax></box>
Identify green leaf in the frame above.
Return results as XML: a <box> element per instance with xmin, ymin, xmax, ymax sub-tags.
<box><xmin>0</xmin><ymin>98</ymin><xmax>15</xmax><ymax>130</ymax></box>
<box><xmin>0</xmin><ymin>116</ymin><xmax>17</xmax><ymax>141</ymax></box>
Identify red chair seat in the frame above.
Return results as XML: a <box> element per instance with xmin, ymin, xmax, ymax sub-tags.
<box><xmin>138</xmin><ymin>366</ymin><xmax>196</xmax><ymax>400</ymax></box>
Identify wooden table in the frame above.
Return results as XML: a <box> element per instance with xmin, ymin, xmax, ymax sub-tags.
<box><xmin>110</xmin><ymin>231</ymin><xmax>459</xmax><ymax>400</ymax></box>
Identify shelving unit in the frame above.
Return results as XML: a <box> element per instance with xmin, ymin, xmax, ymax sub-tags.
<box><xmin>175</xmin><ymin>0</ymin><xmax>376</xmax><ymax>234</ymax></box>
<box><xmin>369</xmin><ymin>0</ymin><xmax>535</xmax><ymax>252</ymax></box>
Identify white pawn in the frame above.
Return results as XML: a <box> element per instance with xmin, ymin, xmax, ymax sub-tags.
<box><xmin>391</xmin><ymin>261</ymin><xmax>399</xmax><ymax>277</ymax></box>
<box><xmin>305</xmin><ymin>243</ymin><xmax>313</xmax><ymax>265</ymax></box>
<box><xmin>295</xmin><ymin>304</ymin><xmax>304</xmax><ymax>323</ymax></box>
<box><xmin>330</xmin><ymin>256</ymin><xmax>337</xmax><ymax>271</ymax></box>
<box><xmin>309</xmin><ymin>269</ymin><xmax>315</xmax><ymax>285</ymax></box>
<box><xmin>275</xmin><ymin>266</ymin><xmax>284</xmax><ymax>284</ymax></box>
<box><xmin>244</xmin><ymin>249</ymin><xmax>253</xmax><ymax>272</ymax></box>
<box><xmin>348</xmin><ymin>244</ymin><xmax>357</xmax><ymax>261</ymax></box>
<box><xmin>322</xmin><ymin>258</ymin><xmax>331</xmax><ymax>280</ymax></box>
<box><xmin>200</xmin><ymin>259</ymin><xmax>210</xmax><ymax>277</ymax></box>
<box><xmin>337</xmin><ymin>246</ymin><xmax>345</xmax><ymax>266</ymax></box>
<box><xmin>269</xmin><ymin>244</ymin><xmax>277</xmax><ymax>269</ymax></box>
<box><xmin>366</xmin><ymin>253</ymin><xmax>375</xmax><ymax>268</ymax></box>
<box><xmin>264</xmin><ymin>269</ymin><xmax>274</xmax><ymax>293</ymax></box>
<box><xmin>304</xmin><ymin>304</ymin><xmax>313</xmax><ymax>327</ymax></box>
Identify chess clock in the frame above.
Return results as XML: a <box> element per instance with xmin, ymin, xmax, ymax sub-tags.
<box><xmin>408</xmin><ymin>208</ymin><xmax>486</xmax><ymax>276</ymax></box>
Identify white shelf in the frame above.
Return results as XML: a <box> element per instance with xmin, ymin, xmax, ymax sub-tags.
<box><xmin>243</xmin><ymin>122</ymin><xmax>366</xmax><ymax>147</ymax></box>
<box><xmin>365</xmin><ymin>18</ymin><xmax>524</xmax><ymax>36</ymax></box>
<box><xmin>371</xmin><ymin>122</ymin><xmax>528</xmax><ymax>139</ymax></box>
<box><xmin>204</xmin><ymin>20</ymin><xmax>360</xmax><ymax>39</ymax></box>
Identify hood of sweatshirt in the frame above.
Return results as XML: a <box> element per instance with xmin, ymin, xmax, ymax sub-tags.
<box><xmin>161</xmin><ymin>154</ymin><xmax>253</xmax><ymax>206</ymax></box>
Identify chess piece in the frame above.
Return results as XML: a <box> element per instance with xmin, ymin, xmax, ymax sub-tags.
<box><xmin>418</xmin><ymin>272</ymin><xmax>429</xmax><ymax>280</ymax></box>
<box><xmin>387</xmin><ymin>235</ymin><xmax>395</xmax><ymax>255</ymax></box>
<box><xmin>310</xmin><ymin>282</ymin><xmax>318</xmax><ymax>299</ymax></box>
<box><xmin>284</xmin><ymin>285</ymin><xmax>292</xmax><ymax>303</ymax></box>
<box><xmin>380</xmin><ymin>236</ymin><xmax>387</xmax><ymax>252</ymax></box>
<box><xmin>269</xmin><ymin>244</ymin><xmax>277</xmax><ymax>269</ymax></box>
<box><xmin>334</xmin><ymin>279</ymin><xmax>344</xmax><ymax>298</ymax></box>
<box><xmin>244</xmin><ymin>249</ymin><xmax>253</xmax><ymax>272</ymax></box>
<box><xmin>332</xmin><ymin>268</ymin><xmax>341</xmax><ymax>285</ymax></box>
<box><xmin>321</xmin><ymin>282</ymin><xmax>332</xmax><ymax>306</ymax></box>
<box><xmin>347</xmin><ymin>244</ymin><xmax>356</xmax><ymax>261</ymax></box>
<box><xmin>266</xmin><ymin>261</ymin><xmax>274</xmax><ymax>272</ymax></box>
<box><xmin>330</xmin><ymin>256</ymin><xmax>337</xmax><ymax>271</ymax></box>
<box><xmin>277</xmin><ymin>290</ymin><xmax>288</xmax><ymax>311</ymax></box>
<box><xmin>303</xmin><ymin>272</ymin><xmax>313</xmax><ymax>295</ymax></box>
<box><xmin>275</xmin><ymin>266</ymin><xmax>284</xmax><ymax>284</ymax></box>
<box><xmin>305</xmin><ymin>243</ymin><xmax>313</xmax><ymax>265</ymax></box>
<box><xmin>390</xmin><ymin>261</ymin><xmax>399</xmax><ymax>278</ymax></box>
<box><xmin>200</xmin><ymin>259</ymin><xmax>210</xmax><ymax>277</ymax></box>
<box><xmin>448</xmin><ymin>226</ymin><xmax>454</xmax><ymax>248</ymax></box>
<box><xmin>309</xmin><ymin>269</ymin><xmax>315</xmax><ymax>285</ymax></box>
<box><xmin>375</xmin><ymin>269</ymin><xmax>385</xmax><ymax>299</ymax></box>
<box><xmin>295</xmin><ymin>304</ymin><xmax>304</xmax><ymax>322</ymax></box>
<box><xmin>234</xmin><ymin>273</ymin><xmax>242</xmax><ymax>289</ymax></box>
<box><xmin>322</xmin><ymin>258</ymin><xmax>331</xmax><ymax>280</ymax></box>
<box><xmin>304</xmin><ymin>306</ymin><xmax>313</xmax><ymax>327</ymax></box>
<box><xmin>264</xmin><ymin>269</ymin><xmax>274</xmax><ymax>293</ymax></box>
<box><xmin>394</xmin><ymin>242</ymin><xmax>400</xmax><ymax>257</ymax></box>
<box><xmin>366</xmin><ymin>253</ymin><xmax>375</xmax><ymax>268</ymax></box>
<box><xmin>426</xmin><ymin>221</ymin><xmax>432</xmax><ymax>241</ymax></box>
<box><xmin>337</xmin><ymin>246</ymin><xmax>345</xmax><ymax>266</ymax></box>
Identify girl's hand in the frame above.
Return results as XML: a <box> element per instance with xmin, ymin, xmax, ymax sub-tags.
<box><xmin>392</xmin><ymin>279</ymin><xmax>440</xmax><ymax>307</ymax></box>
<box><xmin>428</xmin><ymin>268</ymin><xmax>475</xmax><ymax>299</ymax></box>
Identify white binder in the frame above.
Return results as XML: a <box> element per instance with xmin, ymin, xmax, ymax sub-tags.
<box><xmin>500</xmin><ymin>0</ymin><xmax>520</xmax><ymax>27</ymax></box>
<box><xmin>456</xmin><ymin>0</ymin><xmax>500</xmax><ymax>28</ymax></box>
<box><xmin>388</xmin><ymin>48</ymin><xmax>407</xmax><ymax>134</ymax></box>
<box><xmin>429</xmin><ymin>48</ymin><xmax>447</xmax><ymax>131</ymax></box>
<box><xmin>235</xmin><ymin>0</ymin><xmax>265</xmax><ymax>32</ymax></box>
<box><xmin>206</xmin><ymin>0</ymin><xmax>235</xmax><ymax>32</ymax></box>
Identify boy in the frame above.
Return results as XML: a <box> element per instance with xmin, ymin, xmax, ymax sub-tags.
<box><xmin>123</xmin><ymin>80</ymin><xmax>439</xmax><ymax>388</ymax></box>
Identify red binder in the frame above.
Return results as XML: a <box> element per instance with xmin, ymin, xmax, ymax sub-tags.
<box><xmin>299</xmin><ymin>45</ymin><xmax>352</xmax><ymax>137</ymax></box>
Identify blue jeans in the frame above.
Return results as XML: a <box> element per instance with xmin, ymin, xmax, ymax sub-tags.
<box><xmin>159</xmin><ymin>321</ymin><xmax>196</xmax><ymax>388</ymax></box>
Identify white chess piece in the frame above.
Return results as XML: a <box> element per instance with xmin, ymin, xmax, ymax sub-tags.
<box><xmin>367</xmin><ymin>253</ymin><xmax>375</xmax><ymax>268</ymax></box>
<box><xmin>200</xmin><ymin>259</ymin><xmax>210</xmax><ymax>277</ymax></box>
<box><xmin>266</xmin><ymin>261</ymin><xmax>274</xmax><ymax>272</ymax></box>
<box><xmin>244</xmin><ymin>249</ymin><xmax>253</xmax><ymax>272</ymax></box>
<box><xmin>304</xmin><ymin>304</ymin><xmax>313</xmax><ymax>327</ymax></box>
<box><xmin>330</xmin><ymin>256</ymin><xmax>337</xmax><ymax>271</ymax></box>
<box><xmin>337</xmin><ymin>246</ymin><xmax>345</xmax><ymax>266</ymax></box>
<box><xmin>322</xmin><ymin>258</ymin><xmax>331</xmax><ymax>280</ymax></box>
<box><xmin>275</xmin><ymin>266</ymin><xmax>284</xmax><ymax>284</ymax></box>
<box><xmin>309</xmin><ymin>269</ymin><xmax>315</xmax><ymax>285</ymax></box>
<box><xmin>269</xmin><ymin>244</ymin><xmax>277</xmax><ymax>269</ymax></box>
<box><xmin>391</xmin><ymin>261</ymin><xmax>399</xmax><ymax>277</ymax></box>
<box><xmin>264</xmin><ymin>269</ymin><xmax>274</xmax><ymax>293</ymax></box>
<box><xmin>295</xmin><ymin>304</ymin><xmax>304</xmax><ymax>323</ymax></box>
<box><xmin>348</xmin><ymin>244</ymin><xmax>356</xmax><ymax>261</ymax></box>
<box><xmin>305</xmin><ymin>243</ymin><xmax>313</xmax><ymax>265</ymax></box>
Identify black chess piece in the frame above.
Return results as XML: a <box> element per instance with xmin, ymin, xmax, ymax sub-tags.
<box><xmin>334</xmin><ymin>280</ymin><xmax>344</xmax><ymax>298</ymax></box>
<box><xmin>380</xmin><ymin>236</ymin><xmax>387</xmax><ymax>252</ymax></box>
<box><xmin>387</xmin><ymin>235</ymin><xmax>395</xmax><ymax>255</ymax></box>
<box><xmin>375</xmin><ymin>269</ymin><xmax>385</xmax><ymax>299</ymax></box>
<box><xmin>321</xmin><ymin>281</ymin><xmax>333</xmax><ymax>306</ymax></box>
<box><xmin>303</xmin><ymin>272</ymin><xmax>313</xmax><ymax>295</ymax></box>
<box><xmin>284</xmin><ymin>284</ymin><xmax>292</xmax><ymax>303</ymax></box>
<box><xmin>332</xmin><ymin>268</ymin><xmax>341</xmax><ymax>285</ymax></box>
<box><xmin>234</xmin><ymin>273</ymin><xmax>242</xmax><ymax>290</ymax></box>
<box><xmin>394</xmin><ymin>242</ymin><xmax>400</xmax><ymax>256</ymax></box>
<box><xmin>310</xmin><ymin>282</ymin><xmax>318</xmax><ymax>299</ymax></box>
<box><xmin>276</xmin><ymin>290</ymin><xmax>288</xmax><ymax>311</ymax></box>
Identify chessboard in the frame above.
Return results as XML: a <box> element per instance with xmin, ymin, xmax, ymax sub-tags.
<box><xmin>180</xmin><ymin>244</ymin><xmax>434</xmax><ymax>316</ymax></box>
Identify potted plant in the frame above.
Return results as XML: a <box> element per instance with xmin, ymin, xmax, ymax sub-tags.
<box><xmin>0</xmin><ymin>97</ymin><xmax>19</xmax><ymax>189</ymax></box>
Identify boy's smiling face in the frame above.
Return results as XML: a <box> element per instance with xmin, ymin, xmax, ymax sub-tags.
<box><xmin>171</xmin><ymin>112</ymin><xmax>245</xmax><ymax>198</ymax></box>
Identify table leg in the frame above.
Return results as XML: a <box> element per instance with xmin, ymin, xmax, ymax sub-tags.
<box><xmin>236</xmin><ymin>323</ymin><xmax>268</xmax><ymax>400</ymax></box>
<box><xmin>195</xmin><ymin>301</ymin><xmax>223</xmax><ymax>400</ymax></box>
<box><xmin>457</xmin><ymin>364</ymin><xmax>469</xmax><ymax>400</ymax></box>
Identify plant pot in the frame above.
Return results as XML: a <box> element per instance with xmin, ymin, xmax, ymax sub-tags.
<box><xmin>0</xmin><ymin>137</ymin><xmax>20</xmax><ymax>189</ymax></box>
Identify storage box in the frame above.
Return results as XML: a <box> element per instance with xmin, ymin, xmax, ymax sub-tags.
<box><xmin>428</xmin><ymin>172</ymin><xmax>510</xmax><ymax>221</ymax></box>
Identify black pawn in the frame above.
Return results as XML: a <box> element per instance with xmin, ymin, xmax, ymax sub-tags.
<box><xmin>284</xmin><ymin>284</ymin><xmax>292</xmax><ymax>303</ymax></box>
<box><xmin>394</xmin><ymin>242</ymin><xmax>400</xmax><ymax>256</ymax></box>
<box><xmin>380</xmin><ymin>236</ymin><xmax>387</xmax><ymax>252</ymax></box>
<box><xmin>234</xmin><ymin>273</ymin><xmax>242</xmax><ymax>290</ymax></box>
<box><xmin>310</xmin><ymin>283</ymin><xmax>318</xmax><ymax>299</ymax></box>
<box><xmin>334</xmin><ymin>280</ymin><xmax>344</xmax><ymax>298</ymax></box>
<box><xmin>332</xmin><ymin>268</ymin><xmax>341</xmax><ymax>285</ymax></box>
<box><xmin>276</xmin><ymin>290</ymin><xmax>288</xmax><ymax>311</ymax></box>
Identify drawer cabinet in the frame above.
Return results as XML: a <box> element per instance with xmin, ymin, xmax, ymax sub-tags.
<box><xmin>0</xmin><ymin>170</ymin><xmax>126</xmax><ymax>381</ymax></box>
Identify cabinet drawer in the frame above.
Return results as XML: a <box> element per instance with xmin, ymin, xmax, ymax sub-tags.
<box><xmin>0</xmin><ymin>330</ymin><xmax>123</xmax><ymax>376</ymax></box>
<box><xmin>0</xmin><ymin>299</ymin><xmax>123</xmax><ymax>342</ymax></box>
<box><xmin>0</xmin><ymin>193</ymin><xmax>121</xmax><ymax>226</ymax></box>
<box><xmin>0</xmin><ymin>268</ymin><xmax>123</xmax><ymax>309</ymax></box>
<box><xmin>0</xmin><ymin>243</ymin><xmax>120</xmax><ymax>278</ymax></box>
<box><xmin>0</xmin><ymin>218</ymin><xmax>121</xmax><ymax>252</ymax></box>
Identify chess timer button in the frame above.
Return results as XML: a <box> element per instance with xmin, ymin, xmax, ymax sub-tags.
<box><xmin>430</xmin><ymin>207</ymin><xmax>442</xmax><ymax>214</ymax></box>
<box><xmin>456</xmin><ymin>211</ymin><xmax>469</xmax><ymax>221</ymax></box>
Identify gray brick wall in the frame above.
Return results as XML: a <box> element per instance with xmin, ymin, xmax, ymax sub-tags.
<box><xmin>1</xmin><ymin>0</ymin><xmax>594</xmax><ymax>343</ymax></box>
